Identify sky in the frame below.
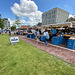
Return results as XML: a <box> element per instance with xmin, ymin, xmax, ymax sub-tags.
<box><xmin>0</xmin><ymin>0</ymin><xmax>75</xmax><ymax>26</ymax></box>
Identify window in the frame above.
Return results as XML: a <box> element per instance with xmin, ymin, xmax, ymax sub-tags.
<box><xmin>57</xmin><ymin>11</ymin><xmax>59</xmax><ymax>13</ymax></box>
<box><xmin>43</xmin><ymin>14</ymin><xmax>44</xmax><ymax>17</ymax></box>
<box><xmin>53</xmin><ymin>19</ymin><xmax>55</xmax><ymax>22</ymax></box>
<box><xmin>49</xmin><ymin>20</ymin><xmax>51</xmax><ymax>23</ymax></box>
<box><xmin>49</xmin><ymin>16</ymin><xmax>51</xmax><ymax>19</ymax></box>
<box><xmin>53</xmin><ymin>15</ymin><xmax>55</xmax><ymax>18</ymax></box>
<box><xmin>46</xmin><ymin>17</ymin><xmax>47</xmax><ymax>20</ymax></box>
<box><xmin>60</xmin><ymin>11</ymin><xmax>61</xmax><ymax>14</ymax></box>
<box><xmin>43</xmin><ymin>22</ymin><xmax>44</xmax><ymax>24</ymax></box>
<box><xmin>57</xmin><ymin>15</ymin><xmax>58</xmax><ymax>18</ymax></box>
<box><xmin>43</xmin><ymin>18</ymin><xmax>44</xmax><ymax>21</ymax></box>
<box><xmin>65</xmin><ymin>13</ymin><xmax>66</xmax><ymax>16</ymax></box>
<box><xmin>60</xmin><ymin>20</ymin><xmax>61</xmax><ymax>22</ymax></box>
<box><xmin>63</xmin><ymin>12</ymin><xmax>64</xmax><ymax>15</ymax></box>
<box><xmin>49</xmin><ymin>12</ymin><xmax>51</xmax><ymax>15</ymax></box>
<box><xmin>52</xmin><ymin>11</ymin><xmax>53</xmax><ymax>14</ymax></box>
<box><xmin>57</xmin><ymin>19</ymin><xmax>58</xmax><ymax>22</ymax></box>
<box><xmin>62</xmin><ymin>16</ymin><xmax>63</xmax><ymax>19</ymax></box>
<box><xmin>62</xmin><ymin>20</ymin><xmax>63</xmax><ymax>23</ymax></box>
<box><xmin>60</xmin><ymin>16</ymin><xmax>61</xmax><ymax>19</ymax></box>
<box><xmin>46</xmin><ymin>13</ymin><xmax>47</xmax><ymax>16</ymax></box>
<box><xmin>54</xmin><ymin>10</ymin><xmax>55</xmax><ymax>14</ymax></box>
<box><xmin>46</xmin><ymin>21</ymin><xmax>47</xmax><ymax>24</ymax></box>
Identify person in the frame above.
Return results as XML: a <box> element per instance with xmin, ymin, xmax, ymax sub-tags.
<box><xmin>39</xmin><ymin>29</ymin><xmax>41</xmax><ymax>35</ymax></box>
<box><xmin>44</xmin><ymin>29</ymin><xmax>50</xmax><ymax>46</ymax></box>
<box><xmin>9</xmin><ymin>30</ymin><xmax>11</xmax><ymax>35</ymax></box>
<box><xmin>36</xmin><ymin>29</ymin><xmax>40</xmax><ymax>44</ymax></box>
<box><xmin>52</xmin><ymin>29</ymin><xmax>56</xmax><ymax>37</ymax></box>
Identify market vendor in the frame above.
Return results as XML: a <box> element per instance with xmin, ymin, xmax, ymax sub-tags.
<box><xmin>52</xmin><ymin>29</ymin><xmax>56</xmax><ymax>37</ymax></box>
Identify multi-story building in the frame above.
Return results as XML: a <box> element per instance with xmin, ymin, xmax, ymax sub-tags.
<box><xmin>4</xmin><ymin>18</ymin><xmax>11</xmax><ymax>30</ymax></box>
<box><xmin>42</xmin><ymin>7</ymin><xmax>69</xmax><ymax>25</ymax></box>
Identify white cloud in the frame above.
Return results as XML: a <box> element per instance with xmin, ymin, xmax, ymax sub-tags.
<box><xmin>8</xmin><ymin>18</ymin><xmax>27</xmax><ymax>26</ymax></box>
<box><xmin>20</xmin><ymin>19</ymin><xmax>26</xmax><ymax>23</ymax></box>
<box><xmin>11</xmin><ymin>0</ymin><xmax>42</xmax><ymax>25</ymax></box>
<box><xmin>69</xmin><ymin>15</ymin><xmax>75</xmax><ymax>18</ymax></box>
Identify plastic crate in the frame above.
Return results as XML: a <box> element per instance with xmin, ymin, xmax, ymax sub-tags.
<box><xmin>59</xmin><ymin>37</ymin><xmax>65</xmax><ymax>44</ymax></box>
<box><xmin>52</xmin><ymin>37</ymin><xmax>60</xmax><ymax>45</ymax></box>
<box><xmin>40</xmin><ymin>36</ymin><xmax>45</xmax><ymax>42</ymax></box>
<box><xmin>67</xmin><ymin>39</ymin><xmax>75</xmax><ymax>49</ymax></box>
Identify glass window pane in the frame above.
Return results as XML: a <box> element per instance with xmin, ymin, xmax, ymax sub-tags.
<box><xmin>54</xmin><ymin>10</ymin><xmax>55</xmax><ymax>14</ymax></box>
<box><xmin>49</xmin><ymin>16</ymin><xmax>51</xmax><ymax>19</ymax></box>
<box><xmin>53</xmin><ymin>19</ymin><xmax>55</xmax><ymax>22</ymax></box>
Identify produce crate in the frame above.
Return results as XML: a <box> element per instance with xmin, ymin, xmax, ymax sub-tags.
<box><xmin>40</xmin><ymin>36</ymin><xmax>45</xmax><ymax>42</ymax></box>
<box><xmin>52</xmin><ymin>37</ymin><xmax>60</xmax><ymax>45</ymax></box>
<box><xmin>59</xmin><ymin>37</ymin><xmax>65</xmax><ymax>44</ymax></box>
<box><xmin>67</xmin><ymin>39</ymin><xmax>75</xmax><ymax>49</ymax></box>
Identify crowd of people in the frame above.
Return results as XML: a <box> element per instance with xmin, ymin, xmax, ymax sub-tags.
<box><xmin>27</xmin><ymin>28</ymin><xmax>57</xmax><ymax>47</ymax></box>
<box><xmin>0</xmin><ymin>30</ymin><xmax>11</xmax><ymax>35</ymax></box>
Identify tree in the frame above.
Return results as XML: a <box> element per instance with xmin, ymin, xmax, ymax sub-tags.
<box><xmin>11</xmin><ymin>26</ymin><xmax>16</xmax><ymax>31</ymax></box>
<box><xmin>66</xmin><ymin>17</ymin><xmax>75</xmax><ymax>22</ymax></box>
<box><xmin>37</xmin><ymin>22</ymin><xmax>42</xmax><ymax>26</ymax></box>
<box><xmin>0</xmin><ymin>19</ymin><xmax>5</xmax><ymax>29</ymax></box>
<box><xmin>14</xmin><ymin>15</ymin><xmax>21</xmax><ymax>29</ymax></box>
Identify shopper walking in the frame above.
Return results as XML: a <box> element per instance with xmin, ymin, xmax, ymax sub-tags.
<box><xmin>44</xmin><ymin>29</ymin><xmax>49</xmax><ymax>46</ymax></box>
<box><xmin>9</xmin><ymin>30</ymin><xmax>11</xmax><ymax>35</ymax></box>
<box><xmin>36</xmin><ymin>29</ymin><xmax>40</xmax><ymax>44</ymax></box>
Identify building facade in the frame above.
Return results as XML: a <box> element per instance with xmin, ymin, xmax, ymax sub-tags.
<box><xmin>42</xmin><ymin>7</ymin><xmax>69</xmax><ymax>25</ymax></box>
<box><xmin>4</xmin><ymin>18</ymin><xmax>10</xmax><ymax>30</ymax></box>
<box><xmin>21</xmin><ymin>25</ymin><xmax>30</xmax><ymax>29</ymax></box>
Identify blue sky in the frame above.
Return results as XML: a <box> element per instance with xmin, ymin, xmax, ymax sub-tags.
<box><xmin>0</xmin><ymin>0</ymin><xmax>75</xmax><ymax>25</ymax></box>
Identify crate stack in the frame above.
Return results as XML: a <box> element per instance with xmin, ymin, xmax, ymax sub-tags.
<box><xmin>59</xmin><ymin>37</ymin><xmax>65</xmax><ymax>44</ymax></box>
<box><xmin>52</xmin><ymin>37</ymin><xmax>60</xmax><ymax>45</ymax></box>
<box><xmin>52</xmin><ymin>37</ymin><xmax>65</xmax><ymax>45</ymax></box>
<box><xmin>67</xmin><ymin>39</ymin><xmax>75</xmax><ymax>49</ymax></box>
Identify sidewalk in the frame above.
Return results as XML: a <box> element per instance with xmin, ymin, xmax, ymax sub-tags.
<box><xmin>13</xmin><ymin>34</ymin><xmax>75</xmax><ymax>64</ymax></box>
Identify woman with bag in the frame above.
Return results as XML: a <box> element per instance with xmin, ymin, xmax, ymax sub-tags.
<box><xmin>44</xmin><ymin>29</ymin><xmax>50</xmax><ymax>46</ymax></box>
<box><xmin>36</xmin><ymin>29</ymin><xmax>40</xmax><ymax>44</ymax></box>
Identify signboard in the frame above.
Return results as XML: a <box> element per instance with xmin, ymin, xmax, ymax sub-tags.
<box><xmin>10</xmin><ymin>37</ymin><xmax>19</xmax><ymax>45</ymax></box>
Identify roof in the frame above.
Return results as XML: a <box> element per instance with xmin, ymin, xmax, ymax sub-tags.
<box><xmin>21</xmin><ymin>25</ymin><xmax>30</xmax><ymax>28</ymax></box>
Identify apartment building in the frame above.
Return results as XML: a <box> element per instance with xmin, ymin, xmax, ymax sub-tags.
<box><xmin>4</xmin><ymin>18</ymin><xmax>11</xmax><ymax>30</ymax></box>
<box><xmin>42</xmin><ymin>7</ymin><xmax>69</xmax><ymax>25</ymax></box>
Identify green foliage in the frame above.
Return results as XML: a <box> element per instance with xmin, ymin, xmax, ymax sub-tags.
<box><xmin>37</xmin><ymin>22</ymin><xmax>42</xmax><ymax>26</ymax></box>
<box><xmin>11</xmin><ymin>26</ymin><xmax>16</xmax><ymax>30</ymax></box>
<box><xmin>0</xmin><ymin>19</ymin><xmax>5</xmax><ymax>29</ymax></box>
<box><xmin>66</xmin><ymin>17</ymin><xmax>75</xmax><ymax>22</ymax></box>
<box><xmin>14</xmin><ymin>15</ymin><xmax>21</xmax><ymax>28</ymax></box>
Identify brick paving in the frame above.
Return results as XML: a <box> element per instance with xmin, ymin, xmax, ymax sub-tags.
<box><xmin>13</xmin><ymin>34</ymin><xmax>75</xmax><ymax>64</ymax></box>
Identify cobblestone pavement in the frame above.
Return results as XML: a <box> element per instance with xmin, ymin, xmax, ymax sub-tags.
<box><xmin>13</xmin><ymin>34</ymin><xmax>75</xmax><ymax>64</ymax></box>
